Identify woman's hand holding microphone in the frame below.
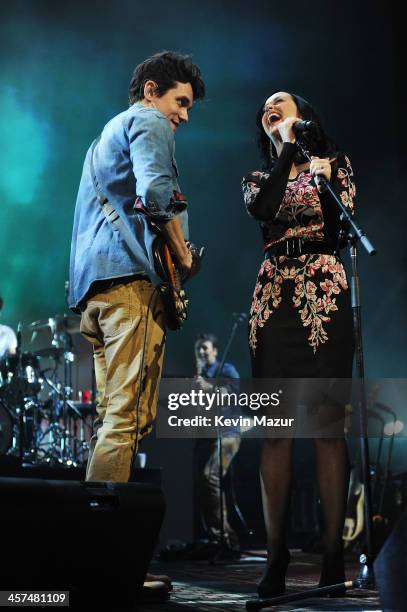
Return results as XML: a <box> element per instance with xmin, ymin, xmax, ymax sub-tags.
<box><xmin>274</xmin><ymin>116</ymin><xmax>300</xmax><ymax>143</ymax></box>
<box><xmin>272</xmin><ymin>116</ymin><xmax>334</xmax><ymax>192</ymax></box>
<box><xmin>310</xmin><ymin>156</ymin><xmax>333</xmax><ymax>193</ymax></box>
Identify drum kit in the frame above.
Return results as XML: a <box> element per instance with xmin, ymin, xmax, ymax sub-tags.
<box><xmin>0</xmin><ymin>314</ymin><xmax>95</xmax><ymax>468</ymax></box>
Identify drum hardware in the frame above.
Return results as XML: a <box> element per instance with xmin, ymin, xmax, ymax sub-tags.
<box><xmin>0</xmin><ymin>313</ymin><xmax>94</xmax><ymax>469</ymax></box>
<box><xmin>0</xmin><ymin>399</ymin><xmax>14</xmax><ymax>454</ymax></box>
<box><xmin>1</xmin><ymin>397</ymin><xmax>49</xmax><ymax>464</ymax></box>
<box><xmin>67</xmin><ymin>400</ymin><xmax>93</xmax><ymax>466</ymax></box>
<box><xmin>0</xmin><ymin>353</ymin><xmax>42</xmax><ymax>398</ymax></box>
<box><xmin>28</xmin><ymin>314</ymin><xmax>80</xmax><ymax>347</ymax></box>
<box><xmin>34</xmin><ymin>347</ymin><xmax>76</xmax><ymax>361</ymax></box>
<box><xmin>34</xmin><ymin>420</ymin><xmax>78</xmax><ymax>467</ymax></box>
<box><xmin>31</xmin><ymin>315</ymin><xmax>79</xmax><ymax>466</ymax></box>
<box><xmin>35</xmin><ymin>365</ymin><xmax>79</xmax><ymax>467</ymax></box>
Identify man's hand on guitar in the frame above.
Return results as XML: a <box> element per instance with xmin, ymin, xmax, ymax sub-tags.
<box><xmin>195</xmin><ymin>375</ymin><xmax>213</xmax><ymax>392</ymax></box>
<box><xmin>179</xmin><ymin>249</ymin><xmax>193</xmax><ymax>278</ymax></box>
<box><xmin>183</xmin><ymin>242</ymin><xmax>204</xmax><ymax>281</ymax></box>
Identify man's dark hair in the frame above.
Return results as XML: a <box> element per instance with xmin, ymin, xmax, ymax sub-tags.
<box><xmin>195</xmin><ymin>333</ymin><xmax>218</xmax><ymax>350</ymax></box>
<box><xmin>255</xmin><ymin>91</ymin><xmax>337</xmax><ymax>169</ymax></box>
<box><xmin>128</xmin><ymin>51</ymin><xmax>205</xmax><ymax>105</ymax></box>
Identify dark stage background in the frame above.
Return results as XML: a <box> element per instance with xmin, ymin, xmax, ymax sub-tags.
<box><xmin>1</xmin><ymin>0</ymin><xmax>406</xmax><ymax>542</ymax></box>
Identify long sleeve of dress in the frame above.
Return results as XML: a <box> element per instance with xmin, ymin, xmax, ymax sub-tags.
<box><xmin>242</xmin><ymin>143</ymin><xmax>297</xmax><ymax>221</ymax></box>
<box><xmin>319</xmin><ymin>153</ymin><xmax>356</xmax><ymax>243</ymax></box>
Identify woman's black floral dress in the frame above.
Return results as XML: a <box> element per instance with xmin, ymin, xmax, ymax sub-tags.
<box><xmin>242</xmin><ymin>144</ymin><xmax>355</xmax><ymax>377</ymax></box>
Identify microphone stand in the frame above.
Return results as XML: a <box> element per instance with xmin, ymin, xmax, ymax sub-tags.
<box><xmin>209</xmin><ymin>313</ymin><xmax>245</xmax><ymax>563</ymax></box>
<box><xmin>246</xmin><ymin>139</ymin><xmax>377</xmax><ymax>610</ymax></box>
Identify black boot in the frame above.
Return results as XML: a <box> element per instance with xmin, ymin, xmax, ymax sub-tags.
<box><xmin>318</xmin><ymin>552</ymin><xmax>346</xmax><ymax>596</ymax></box>
<box><xmin>258</xmin><ymin>548</ymin><xmax>290</xmax><ymax>598</ymax></box>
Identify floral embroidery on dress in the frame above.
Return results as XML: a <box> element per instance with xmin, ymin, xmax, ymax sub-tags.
<box><xmin>270</xmin><ymin>172</ymin><xmax>325</xmax><ymax>245</ymax></box>
<box><xmin>249</xmin><ymin>254</ymin><xmax>349</xmax><ymax>354</ymax></box>
<box><xmin>337</xmin><ymin>156</ymin><xmax>356</xmax><ymax>210</ymax></box>
<box><xmin>244</xmin><ymin>154</ymin><xmax>356</xmax><ymax>356</ymax></box>
<box><xmin>242</xmin><ymin>171</ymin><xmax>270</xmax><ymax>210</ymax></box>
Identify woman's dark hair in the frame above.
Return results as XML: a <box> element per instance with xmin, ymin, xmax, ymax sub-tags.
<box><xmin>128</xmin><ymin>51</ymin><xmax>205</xmax><ymax>105</ymax></box>
<box><xmin>256</xmin><ymin>92</ymin><xmax>337</xmax><ymax>169</ymax></box>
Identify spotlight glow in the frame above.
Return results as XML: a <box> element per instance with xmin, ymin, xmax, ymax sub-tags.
<box><xmin>384</xmin><ymin>420</ymin><xmax>404</xmax><ymax>436</ymax></box>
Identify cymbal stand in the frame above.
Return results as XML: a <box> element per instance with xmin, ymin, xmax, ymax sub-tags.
<box><xmin>37</xmin><ymin>350</ymin><xmax>77</xmax><ymax>466</ymax></box>
<box><xmin>51</xmin><ymin>325</ymin><xmax>76</xmax><ymax>465</ymax></box>
<box><xmin>37</xmin><ymin>374</ymin><xmax>65</xmax><ymax>463</ymax></box>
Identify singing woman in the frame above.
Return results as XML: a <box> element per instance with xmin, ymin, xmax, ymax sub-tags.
<box><xmin>242</xmin><ymin>91</ymin><xmax>355</xmax><ymax>597</ymax></box>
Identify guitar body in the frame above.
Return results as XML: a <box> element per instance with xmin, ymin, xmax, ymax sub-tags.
<box><xmin>134</xmin><ymin>198</ymin><xmax>201</xmax><ymax>331</ymax></box>
<box><xmin>152</xmin><ymin>234</ymin><xmax>188</xmax><ymax>331</ymax></box>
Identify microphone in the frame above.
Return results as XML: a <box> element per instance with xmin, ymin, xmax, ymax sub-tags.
<box><xmin>293</xmin><ymin>120</ymin><xmax>318</xmax><ymax>134</ymax></box>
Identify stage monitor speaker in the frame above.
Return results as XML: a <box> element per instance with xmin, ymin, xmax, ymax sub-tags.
<box><xmin>0</xmin><ymin>477</ymin><xmax>165</xmax><ymax>609</ymax></box>
<box><xmin>374</xmin><ymin>509</ymin><xmax>407</xmax><ymax>612</ymax></box>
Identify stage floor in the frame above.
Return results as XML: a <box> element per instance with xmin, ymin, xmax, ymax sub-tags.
<box><xmin>141</xmin><ymin>551</ymin><xmax>380</xmax><ymax>611</ymax></box>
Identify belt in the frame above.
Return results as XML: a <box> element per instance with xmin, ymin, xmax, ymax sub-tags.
<box><xmin>264</xmin><ymin>238</ymin><xmax>336</xmax><ymax>259</ymax></box>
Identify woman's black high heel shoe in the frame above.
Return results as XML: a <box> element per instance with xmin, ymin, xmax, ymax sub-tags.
<box><xmin>318</xmin><ymin>552</ymin><xmax>347</xmax><ymax>596</ymax></box>
<box><xmin>257</xmin><ymin>548</ymin><xmax>291</xmax><ymax>598</ymax></box>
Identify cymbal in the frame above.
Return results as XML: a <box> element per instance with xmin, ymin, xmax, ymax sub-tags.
<box><xmin>27</xmin><ymin>318</ymin><xmax>53</xmax><ymax>331</ymax></box>
<box><xmin>34</xmin><ymin>347</ymin><xmax>77</xmax><ymax>360</ymax></box>
<box><xmin>28</xmin><ymin>314</ymin><xmax>81</xmax><ymax>334</ymax></box>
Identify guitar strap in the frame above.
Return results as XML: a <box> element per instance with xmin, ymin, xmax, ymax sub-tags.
<box><xmin>89</xmin><ymin>135</ymin><xmax>161</xmax><ymax>286</ymax></box>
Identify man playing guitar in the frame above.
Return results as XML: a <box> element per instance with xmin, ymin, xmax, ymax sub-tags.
<box><xmin>69</xmin><ymin>51</ymin><xmax>205</xmax><ymax>484</ymax></box>
<box><xmin>68</xmin><ymin>51</ymin><xmax>205</xmax><ymax>600</ymax></box>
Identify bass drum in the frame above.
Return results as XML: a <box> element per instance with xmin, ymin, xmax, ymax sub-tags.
<box><xmin>0</xmin><ymin>402</ymin><xmax>13</xmax><ymax>454</ymax></box>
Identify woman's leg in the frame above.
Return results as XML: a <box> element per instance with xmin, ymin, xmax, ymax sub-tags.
<box><xmin>258</xmin><ymin>437</ymin><xmax>294</xmax><ymax>596</ymax></box>
<box><xmin>313</xmin><ymin>437</ymin><xmax>350</xmax><ymax>584</ymax></box>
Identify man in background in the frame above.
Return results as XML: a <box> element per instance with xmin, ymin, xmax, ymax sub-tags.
<box><xmin>193</xmin><ymin>333</ymin><xmax>241</xmax><ymax>558</ymax></box>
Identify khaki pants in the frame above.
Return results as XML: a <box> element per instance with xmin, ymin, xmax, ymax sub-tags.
<box><xmin>80</xmin><ymin>279</ymin><xmax>166</xmax><ymax>482</ymax></box>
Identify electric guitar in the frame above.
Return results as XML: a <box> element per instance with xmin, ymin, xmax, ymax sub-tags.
<box><xmin>152</xmin><ymin>230</ymin><xmax>188</xmax><ymax>331</ymax></box>
<box><xmin>134</xmin><ymin>197</ymin><xmax>203</xmax><ymax>331</ymax></box>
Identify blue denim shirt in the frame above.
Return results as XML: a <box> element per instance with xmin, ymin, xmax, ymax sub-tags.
<box><xmin>204</xmin><ymin>360</ymin><xmax>241</xmax><ymax>436</ymax></box>
<box><xmin>68</xmin><ymin>102</ymin><xmax>189</xmax><ymax>310</ymax></box>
